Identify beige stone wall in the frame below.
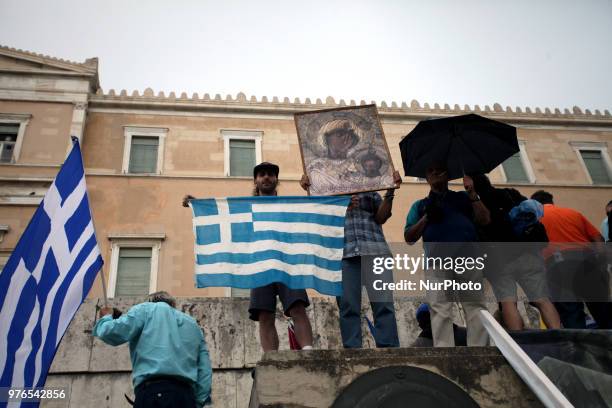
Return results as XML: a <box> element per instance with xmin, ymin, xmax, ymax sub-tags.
<box><xmin>85</xmin><ymin>176</ymin><xmax>309</xmax><ymax>298</ymax></box>
<box><xmin>83</xmin><ymin>112</ymin><xmax>612</xmax><ymax>183</ymax></box>
<box><xmin>84</xmin><ymin>173</ymin><xmax>612</xmax><ymax>299</ymax></box>
<box><xmin>2</xmin><ymin>100</ymin><xmax>612</xmax><ymax>299</ymax></box>
<box><xmin>83</xmin><ymin>112</ymin><xmax>304</xmax><ymax>177</ymax></box>
<box><xmin>0</xmin><ymin>55</ymin><xmax>41</xmax><ymax>70</ymax></box>
<box><xmin>0</xmin><ymin>100</ymin><xmax>74</xmax><ymax>164</ymax></box>
<box><xmin>2</xmin><ymin>107</ymin><xmax>608</xmax><ymax>298</ymax></box>
<box><xmin>3</xmin><ymin>47</ymin><xmax>607</xmax><ymax>301</ymax></box>
<box><xmin>0</xmin><ymin>206</ymin><xmax>37</xmax><ymax>249</ymax></box>
<box><xmin>518</xmin><ymin>126</ymin><xmax>612</xmax><ymax>184</ymax></box>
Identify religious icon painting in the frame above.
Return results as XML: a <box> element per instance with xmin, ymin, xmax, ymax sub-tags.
<box><xmin>294</xmin><ymin>104</ymin><xmax>396</xmax><ymax>196</ymax></box>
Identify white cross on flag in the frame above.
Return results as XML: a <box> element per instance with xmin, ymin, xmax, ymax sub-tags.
<box><xmin>0</xmin><ymin>137</ymin><xmax>103</xmax><ymax>406</ymax></box>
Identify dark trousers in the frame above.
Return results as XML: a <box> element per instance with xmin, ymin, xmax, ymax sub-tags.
<box><xmin>555</xmin><ymin>301</ymin><xmax>612</xmax><ymax>329</ymax></box>
<box><xmin>337</xmin><ymin>256</ymin><xmax>399</xmax><ymax>348</ymax></box>
<box><xmin>134</xmin><ymin>378</ymin><xmax>196</xmax><ymax>408</ymax></box>
<box><xmin>548</xmin><ymin>254</ymin><xmax>612</xmax><ymax>329</ymax></box>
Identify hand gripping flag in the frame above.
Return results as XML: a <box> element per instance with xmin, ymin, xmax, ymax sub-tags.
<box><xmin>190</xmin><ymin>196</ymin><xmax>350</xmax><ymax>296</ymax></box>
<box><xmin>0</xmin><ymin>137</ymin><xmax>103</xmax><ymax>406</ymax></box>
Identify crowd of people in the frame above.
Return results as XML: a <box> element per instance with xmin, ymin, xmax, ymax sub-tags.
<box><xmin>91</xmin><ymin>158</ymin><xmax>610</xmax><ymax>407</ymax></box>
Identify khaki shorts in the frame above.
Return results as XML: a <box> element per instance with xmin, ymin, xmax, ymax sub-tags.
<box><xmin>488</xmin><ymin>252</ymin><xmax>549</xmax><ymax>301</ymax></box>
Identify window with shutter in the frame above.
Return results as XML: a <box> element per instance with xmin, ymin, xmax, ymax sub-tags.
<box><xmin>115</xmin><ymin>247</ymin><xmax>152</xmax><ymax>296</ymax></box>
<box><xmin>229</xmin><ymin>139</ymin><xmax>256</xmax><ymax>177</ymax></box>
<box><xmin>230</xmin><ymin>287</ymin><xmax>251</xmax><ymax>297</ymax></box>
<box><xmin>580</xmin><ymin>150</ymin><xmax>611</xmax><ymax>184</ymax></box>
<box><xmin>502</xmin><ymin>152</ymin><xmax>529</xmax><ymax>183</ymax></box>
<box><xmin>222</xmin><ymin>131</ymin><xmax>262</xmax><ymax>177</ymax></box>
<box><xmin>128</xmin><ymin>136</ymin><xmax>159</xmax><ymax>173</ymax></box>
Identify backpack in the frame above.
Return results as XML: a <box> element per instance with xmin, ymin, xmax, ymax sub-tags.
<box><xmin>475</xmin><ymin>188</ymin><xmax>525</xmax><ymax>242</ymax></box>
<box><xmin>509</xmin><ymin>199</ymin><xmax>549</xmax><ymax>245</ymax></box>
<box><xmin>520</xmin><ymin>220</ymin><xmax>549</xmax><ymax>243</ymax></box>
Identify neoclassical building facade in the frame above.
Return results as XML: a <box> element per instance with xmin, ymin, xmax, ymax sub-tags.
<box><xmin>1</xmin><ymin>45</ymin><xmax>611</xmax><ymax>298</ymax></box>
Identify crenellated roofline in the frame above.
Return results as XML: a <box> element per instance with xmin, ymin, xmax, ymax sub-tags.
<box><xmin>89</xmin><ymin>88</ymin><xmax>612</xmax><ymax>126</ymax></box>
<box><xmin>2</xmin><ymin>45</ymin><xmax>609</xmax><ymax>126</ymax></box>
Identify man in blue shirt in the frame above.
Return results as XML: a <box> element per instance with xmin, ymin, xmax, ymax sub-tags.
<box><xmin>405</xmin><ymin>163</ymin><xmax>490</xmax><ymax>347</ymax></box>
<box><xmin>94</xmin><ymin>291</ymin><xmax>212</xmax><ymax>407</ymax></box>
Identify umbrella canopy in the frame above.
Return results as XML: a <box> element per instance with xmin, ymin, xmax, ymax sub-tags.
<box><xmin>399</xmin><ymin>114</ymin><xmax>518</xmax><ymax>180</ymax></box>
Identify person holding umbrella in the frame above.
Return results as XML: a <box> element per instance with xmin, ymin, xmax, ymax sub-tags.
<box><xmin>399</xmin><ymin>114</ymin><xmax>519</xmax><ymax>181</ymax></box>
<box><xmin>404</xmin><ymin>162</ymin><xmax>491</xmax><ymax>347</ymax></box>
<box><xmin>400</xmin><ymin>114</ymin><xmax>519</xmax><ymax>346</ymax></box>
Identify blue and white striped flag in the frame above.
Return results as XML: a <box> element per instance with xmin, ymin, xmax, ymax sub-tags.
<box><xmin>190</xmin><ymin>196</ymin><xmax>350</xmax><ymax>296</ymax></box>
<box><xmin>0</xmin><ymin>137</ymin><xmax>103</xmax><ymax>405</ymax></box>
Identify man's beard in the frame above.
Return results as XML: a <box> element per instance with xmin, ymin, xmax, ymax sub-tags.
<box><xmin>258</xmin><ymin>182</ymin><xmax>277</xmax><ymax>195</ymax></box>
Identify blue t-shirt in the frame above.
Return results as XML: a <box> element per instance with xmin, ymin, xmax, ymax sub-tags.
<box><xmin>405</xmin><ymin>190</ymin><xmax>478</xmax><ymax>243</ymax></box>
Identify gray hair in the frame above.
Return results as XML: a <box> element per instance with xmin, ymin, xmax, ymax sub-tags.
<box><xmin>147</xmin><ymin>291</ymin><xmax>176</xmax><ymax>308</ymax></box>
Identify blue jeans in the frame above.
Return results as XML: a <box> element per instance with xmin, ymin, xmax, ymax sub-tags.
<box><xmin>337</xmin><ymin>256</ymin><xmax>399</xmax><ymax>348</ymax></box>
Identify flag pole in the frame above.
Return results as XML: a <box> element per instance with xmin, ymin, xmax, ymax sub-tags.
<box><xmin>70</xmin><ymin>135</ymin><xmax>109</xmax><ymax>309</ymax></box>
<box><xmin>99</xmin><ymin>267</ymin><xmax>109</xmax><ymax>308</ymax></box>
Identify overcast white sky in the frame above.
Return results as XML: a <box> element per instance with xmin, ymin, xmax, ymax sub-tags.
<box><xmin>1</xmin><ymin>0</ymin><xmax>611</xmax><ymax>111</ymax></box>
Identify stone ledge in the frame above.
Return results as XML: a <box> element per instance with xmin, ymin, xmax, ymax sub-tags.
<box><xmin>252</xmin><ymin>347</ymin><xmax>542</xmax><ymax>408</ymax></box>
<box><xmin>50</xmin><ymin>297</ymin><xmax>538</xmax><ymax>373</ymax></box>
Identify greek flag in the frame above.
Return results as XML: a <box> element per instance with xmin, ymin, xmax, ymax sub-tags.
<box><xmin>190</xmin><ymin>196</ymin><xmax>350</xmax><ymax>296</ymax></box>
<box><xmin>0</xmin><ymin>138</ymin><xmax>103</xmax><ymax>404</ymax></box>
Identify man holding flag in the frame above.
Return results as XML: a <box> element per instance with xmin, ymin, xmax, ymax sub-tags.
<box><xmin>0</xmin><ymin>137</ymin><xmax>104</xmax><ymax>407</ymax></box>
<box><xmin>187</xmin><ymin>162</ymin><xmax>351</xmax><ymax>352</ymax></box>
<box><xmin>246</xmin><ymin>162</ymin><xmax>314</xmax><ymax>352</ymax></box>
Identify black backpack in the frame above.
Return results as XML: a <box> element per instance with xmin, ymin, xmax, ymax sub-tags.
<box><xmin>510</xmin><ymin>206</ymin><xmax>549</xmax><ymax>252</ymax></box>
<box><xmin>520</xmin><ymin>221</ymin><xmax>549</xmax><ymax>243</ymax></box>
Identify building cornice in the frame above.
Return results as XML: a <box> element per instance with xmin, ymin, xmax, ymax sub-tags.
<box><xmin>0</xmin><ymin>67</ymin><xmax>97</xmax><ymax>79</ymax></box>
<box><xmin>89</xmin><ymin>89</ymin><xmax>612</xmax><ymax>127</ymax></box>
<box><xmin>0</xmin><ymin>45</ymin><xmax>100</xmax><ymax>91</ymax></box>
<box><xmin>0</xmin><ymin>45</ymin><xmax>97</xmax><ymax>74</ymax></box>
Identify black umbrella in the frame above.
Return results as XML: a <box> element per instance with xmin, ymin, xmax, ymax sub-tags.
<box><xmin>399</xmin><ymin>114</ymin><xmax>518</xmax><ymax>180</ymax></box>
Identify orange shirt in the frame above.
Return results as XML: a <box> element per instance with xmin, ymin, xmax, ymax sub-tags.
<box><xmin>540</xmin><ymin>204</ymin><xmax>601</xmax><ymax>243</ymax></box>
<box><xmin>540</xmin><ymin>204</ymin><xmax>602</xmax><ymax>257</ymax></box>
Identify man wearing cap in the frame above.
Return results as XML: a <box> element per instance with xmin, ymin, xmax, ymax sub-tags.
<box><xmin>249</xmin><ymin>162</ymin><xmax>314</xmax><ymax>351</ymax></box>
<box><xmin>182</xmin><ymin>162</ymin><xmax>314</xmax><ymax>352</ymax></box>
<box><xmin>404</xmin><ymin>163</ymin><xmax>490</xmax><ymax>347</ymax></box>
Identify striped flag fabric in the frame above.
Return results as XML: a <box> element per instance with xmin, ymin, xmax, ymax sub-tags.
<box><xmin>0</xmin><ymin>137</ymin><xmax>103</xmax><ymax>405</ymax></box>
<box><xmin>190</xmin><ymin>196</ymin><xmax>350</xmax><ymax>296</ymax></box>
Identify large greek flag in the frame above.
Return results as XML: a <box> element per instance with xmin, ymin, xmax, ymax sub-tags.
<box><xmin>0</xmin><ymin>138</ymin><xmax>103</xmax><ymax>405</ymax></box>
<box><xmin>190</xmin><ymin>196</ymin><xmax>350</xmax><ymax>296</ymax></box>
